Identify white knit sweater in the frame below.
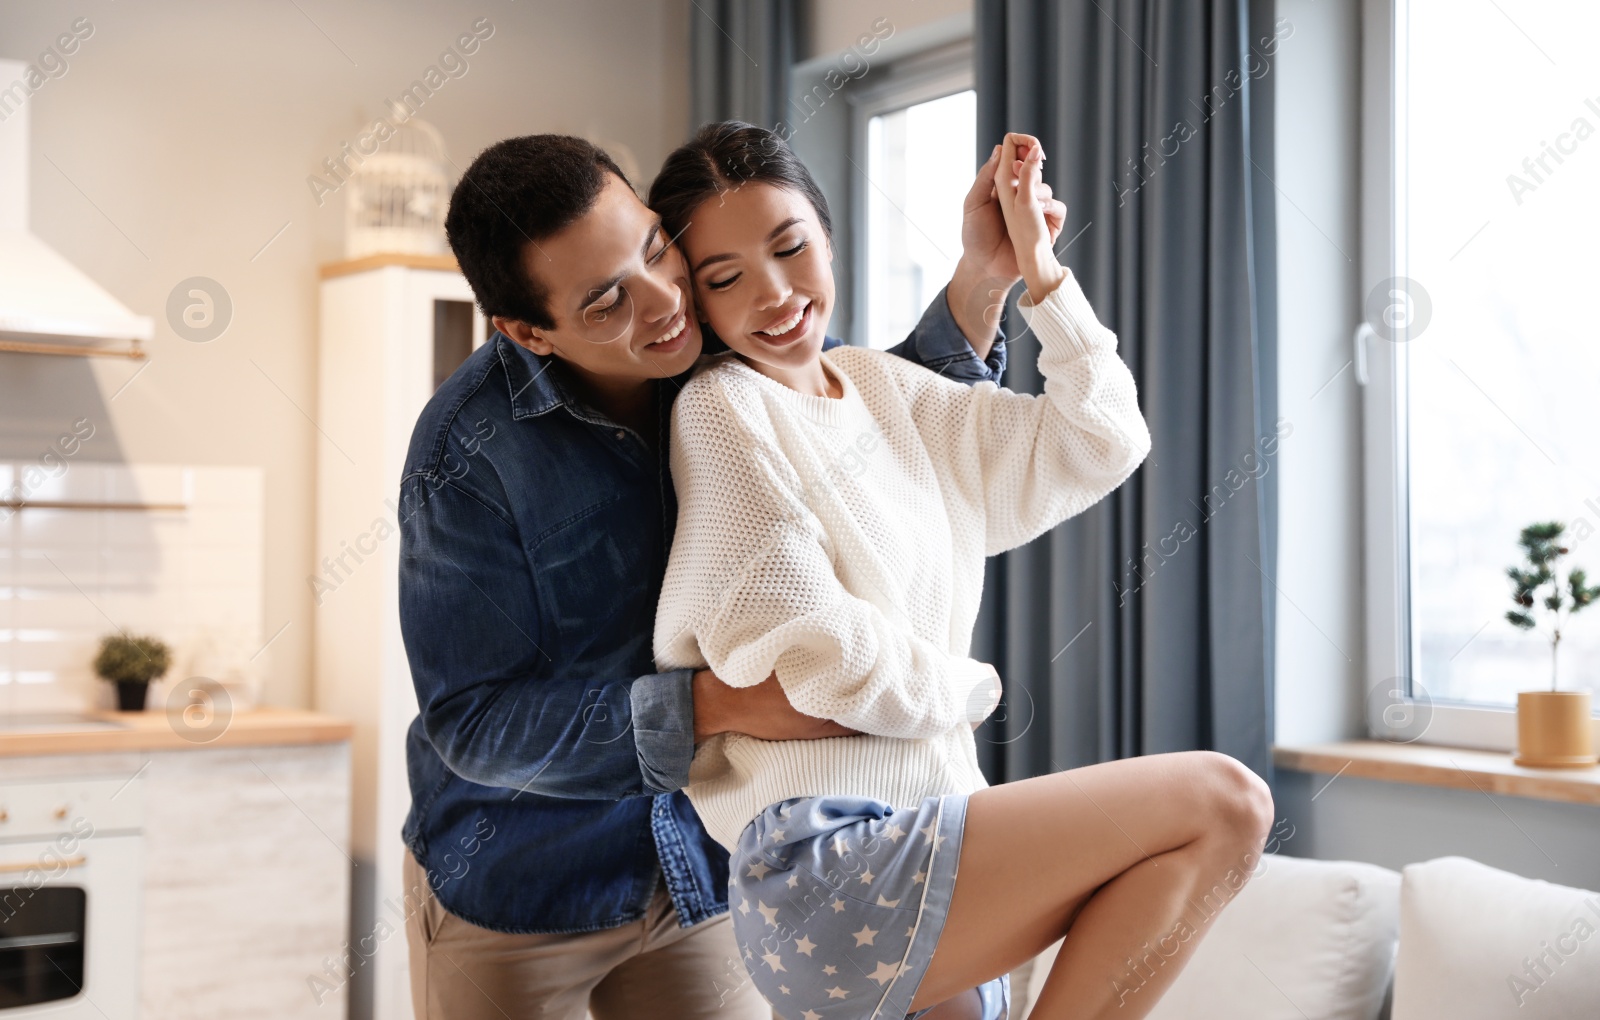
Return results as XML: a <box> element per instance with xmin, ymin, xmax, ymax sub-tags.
<box><xmin>654</xmin><ymin>271</ymin><xmax>1151</xmax><ymax>852</ymax></box>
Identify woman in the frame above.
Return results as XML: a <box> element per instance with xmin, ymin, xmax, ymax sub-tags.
<box><xmin>649</xmin><ymin>123</ymin><xmax>1274</xmax><ymax>1020</ymax></box>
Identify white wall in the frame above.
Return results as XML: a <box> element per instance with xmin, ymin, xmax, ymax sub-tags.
<box><xmin>1273</xmin><ymin>0</ymin><xmax>1363</xmax><ymax>748</ymax></box>
<box><xmin>0</xmin><ymin>0</ymin><xmax>690</xmax><ymax>711</ymax></box>
<box><xmin>807</xmin><ymin>0</ymin><xmax>971</xmax><ymax>61</ymax></box>
<box><xmin>1274</xmin><ymin>0</ymin><xmax>1367</xmax><ymax>746</ymax></box>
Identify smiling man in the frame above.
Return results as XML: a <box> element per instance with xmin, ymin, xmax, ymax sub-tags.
<box><xmin>396</xmin><ymin>134</ymin><xmax>1027</xmax><ymax>1019</ymax></box>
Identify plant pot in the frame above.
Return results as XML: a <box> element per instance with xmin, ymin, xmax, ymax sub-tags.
<box><xmin>1514</xmin><ymin>691</ymin><xmax>1597</xmax><ymax>768</ymax></box>
<box><xmin>113</xmin><ymin>679</ymin><xmax>151</xmax><ymax>712</ymax></box>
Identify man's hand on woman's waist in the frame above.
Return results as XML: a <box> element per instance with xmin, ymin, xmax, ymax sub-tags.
<box><xmin>692</xmin><ymin>669</ymin><xmax>862</xmax><ymax>744</ymax></box>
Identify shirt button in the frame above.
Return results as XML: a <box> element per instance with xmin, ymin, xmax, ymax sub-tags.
<box><xmin>615</xmin><ymin>429</ymin><xmax>626</xmax><ymax>440</ymax></box>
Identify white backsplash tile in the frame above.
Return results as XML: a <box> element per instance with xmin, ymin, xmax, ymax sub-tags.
<box><xmin>0</xmin><ymin>462</ymin><xmax>263</xmax><ymax>715</ymax></box>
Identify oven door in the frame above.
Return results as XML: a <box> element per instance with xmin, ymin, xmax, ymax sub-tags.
<box><xmin>0</xmin><ymin>833</ymin><xmax>142</xmax><ymax>1017</ymax></box>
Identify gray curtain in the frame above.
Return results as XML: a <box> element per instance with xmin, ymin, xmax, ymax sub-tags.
<box><xmin>970</xmin><ymin>0</ymin><xmax>1280</xmax><ymax>785</ymax></box>
<box><xmin>689</xmin><ymin>0</ymin><xmax>806</xmax><ymax>129</ymax></box>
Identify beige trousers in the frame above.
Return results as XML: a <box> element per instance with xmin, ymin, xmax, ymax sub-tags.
<box><xmin>404</xmin><ymin>850</ymin><xmax>775</xmax><ymax>1020</ymax></box>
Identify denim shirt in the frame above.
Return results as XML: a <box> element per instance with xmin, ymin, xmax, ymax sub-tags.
<box><xmin>399</xmin><ymin>289</ymin><xmax>1005</xmax><ymax>934</ymax></box>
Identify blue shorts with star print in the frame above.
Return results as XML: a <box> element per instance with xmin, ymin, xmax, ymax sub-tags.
<box><xmin>727</xmin><ymin>792</ymin><xmax>1009</xmax><ymax>1020</ymax></box>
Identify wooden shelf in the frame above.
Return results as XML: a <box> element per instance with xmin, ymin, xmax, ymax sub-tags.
<box><xmin>0</xmin><ymin>337</ymin><xmax>146</xmax><ymax>359</ymax></box>
<box><xmin>319</xmin><ymin>252</ymin><xmax>459</xmax><ymax>279</ymax></box>
<box><xmin>1273</xmin><ymin>740</ymin><xmax>1600</xmax><ymax>807</ymax></box>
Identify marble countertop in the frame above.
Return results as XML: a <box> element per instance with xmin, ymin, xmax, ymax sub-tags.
<box><xmin>0</xmin><ymin>707</ymin><xmax>354</xmax><ymax>757</ymax></box>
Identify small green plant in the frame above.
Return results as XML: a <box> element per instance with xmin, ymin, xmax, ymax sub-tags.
<box><xmin>1506</xmin><ymin>521</ymin><xmax>1600</xmax><ymax>690</ymax></box>
<box><xmin>93</xmin><ymin>632</ymin><xmax>171</xmax><ymax>685</ymax></box>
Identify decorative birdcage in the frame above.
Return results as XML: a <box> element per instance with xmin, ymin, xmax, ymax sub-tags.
<box><xmin>343</xmin><ymin>117</ymin><xmax>451</xmax><ymax>259</ymax></box>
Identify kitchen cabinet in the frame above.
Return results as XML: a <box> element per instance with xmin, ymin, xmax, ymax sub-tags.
<box><xmin>314</xmin><ymin>254</ymin><xmax>485</xmax><ymax>1019</ymax></box>
<box><xmin>1</xmin><ymin>711</ymin><xmax>352</xmax><ymax>1018</ymax></box>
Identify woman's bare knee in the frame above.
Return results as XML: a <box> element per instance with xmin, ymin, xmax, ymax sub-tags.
<box><xmin>1192</xmin><ymin>751</ymin><xmax>1275</xmax><ymax>852</ymax></box>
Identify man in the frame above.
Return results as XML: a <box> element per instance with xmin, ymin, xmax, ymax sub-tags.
<box><xmin>398</xmin><ymin>133</ymin><xmax>1042</xmax><ymax>1019</ymax></box>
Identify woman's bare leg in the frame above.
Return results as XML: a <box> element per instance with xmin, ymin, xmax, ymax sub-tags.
<box><xmin>906</xmin><ymin>750</ymin><xmax>1274</xmax><ymax>1018</ymax></box>
<box><xmin>918</xmin><ymin>988</ymin><xmax>982</xmax><ymax>1019</ymax></box>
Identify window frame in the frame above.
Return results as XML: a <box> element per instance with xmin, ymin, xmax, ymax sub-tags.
<box><xmin>846</xmin><ymin>42</ymin><xmax>973</xmax><ymax>348</ymax></box>
<box><xmin>1358</xmin><ymin>0</ymin><xmax>1594</xmax><ymax>750</ymax></box>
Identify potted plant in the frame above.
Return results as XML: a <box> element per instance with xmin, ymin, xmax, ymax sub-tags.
<box><xmin>93</xmin><ymin>632</ymin><xmax>172</xmax><ymax>712</ymax></box>
<box><xmin>1505</xmin><ymin>522</ymin><xmax>1600</xmax><ymax>768</ymax></box>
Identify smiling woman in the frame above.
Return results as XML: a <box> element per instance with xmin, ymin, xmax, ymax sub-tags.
<box><xmin>639</xmin><ymin>123</ymin><xmax>1268</xmax><ymax>1020</ymax></box>
<box><xmin>685</xmin><ymin>187</ymin><xmax>840</xmax><ymax>397</ymax></box>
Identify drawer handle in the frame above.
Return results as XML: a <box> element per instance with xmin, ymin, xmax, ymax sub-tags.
<box><xmin>0</xmin><ymin>932</ymin><xmax>80</xmax><ymax>950</ymax></box>
<box><xmin>0</xmin><ymin>855</ymin><xmax>86</xmax><ymax>874</ymax></box>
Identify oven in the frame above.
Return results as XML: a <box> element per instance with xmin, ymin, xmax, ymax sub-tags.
<box><xmin>0</xmin><ymin>776</ymin><xmax>144</xmax><ymax>1017</ymax></box>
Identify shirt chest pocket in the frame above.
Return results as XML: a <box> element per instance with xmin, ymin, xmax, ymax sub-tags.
<box><xmin>529</xmin><ymin>495</ymin><xmax>657</xmax><ymax>666</ymax></box>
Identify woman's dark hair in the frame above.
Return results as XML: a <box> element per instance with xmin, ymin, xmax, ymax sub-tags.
<box><xmin>445</xmin><ymin>134</ymin><xmax>627</xmax><ymax>330</ymax></box>
<box><xmin>648</xmin><ymin>121</ymin><xmax>832</xmax><ymax>250</ymax></box>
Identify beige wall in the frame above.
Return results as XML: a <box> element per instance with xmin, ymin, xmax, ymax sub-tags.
<box><xmin>807</xmin><ymin>0</ymin><xmax>971</xmax><ymax>60</ymax></box>
<box><xmin>0</xmin><ymin>0</ymin><xmax>689</xmax><ymax>709</ymax></box>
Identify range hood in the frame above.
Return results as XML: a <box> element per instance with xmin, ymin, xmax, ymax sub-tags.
<box><xmin>0</xmin><ymin>58</ymin><xmax>153</xmax><ymax>355</ymax></box>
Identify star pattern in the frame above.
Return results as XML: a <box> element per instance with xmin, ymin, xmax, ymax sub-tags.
<box><xmin>730</xmin><ymin>807</ymin><xmax>956</xmax><ymax>1016</ymax></box>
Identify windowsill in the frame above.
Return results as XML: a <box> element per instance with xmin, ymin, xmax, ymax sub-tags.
<box><xmin>1272</xmin><ymin>740</ymin><xmax>1600</xmax><ymax>807</ymax></box>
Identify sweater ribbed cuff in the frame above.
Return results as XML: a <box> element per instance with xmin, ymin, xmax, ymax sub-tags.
<box><xmin>1016</xmin><ymin>269</ymin><xmax>1117</xmax><ymax>360</ymax></box>
<box><xmin>950</xmin><ymin>659</ymin><xmax>1002</xmax><ymax>723</ymax></box>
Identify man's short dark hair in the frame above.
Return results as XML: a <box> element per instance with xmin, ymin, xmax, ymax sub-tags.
<box><xmin>445</xmin><ymin>135</ymin><xmax>627</xmax><ymax>331</ymax></box>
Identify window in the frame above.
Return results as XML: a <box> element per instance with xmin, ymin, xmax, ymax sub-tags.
<box><xmin>1363</xmin><ymin>0</ymin><xmax>1600</xmax><ymax>746</ymax></box>
<box><xmin>849</xmin><ymin>52</ymin><xmax>974</xmax><ymax>350</ymax></box>
<box><xmin>858</xmin><ymin>88</ymin><xmax>976</xmax><ymax>349</ymax></box>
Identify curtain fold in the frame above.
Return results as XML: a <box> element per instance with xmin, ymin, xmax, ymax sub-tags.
<box><xmin>970</xmin><ymin>0</ymin><xmax>1280</xmax><ymax>786</ymax></box>
<box><xmin>689</xmin><ymin>0</ymin><xmax>806</xmax><ymax>130</ymax></box>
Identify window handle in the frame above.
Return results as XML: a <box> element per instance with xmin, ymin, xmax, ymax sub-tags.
<box><xmin>1353</xmin><ymin>322</ymin><xmax>1375</xmax><ymax>387</ymax></box>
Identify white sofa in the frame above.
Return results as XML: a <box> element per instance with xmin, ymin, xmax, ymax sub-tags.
<box><xmin>1009</xmin><ymin>854</ymin><xmax>1600</xmax><ymax>1019</ymax></box>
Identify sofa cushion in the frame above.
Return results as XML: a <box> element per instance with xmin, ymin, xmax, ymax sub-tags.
<box><xmin>1391</xmin><ymin>856</ymin><xmax>1600</xmax><ymax>1020</ymax></box>
<box><xmin>1017</xmin><ymin>854</ymin><xmax>1400</xmax><ymax>1019</ymax></box>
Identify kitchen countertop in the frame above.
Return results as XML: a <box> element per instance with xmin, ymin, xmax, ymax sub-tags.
<box><xmin>0</xmin><ymin>707</ymin><xmax>354</xmax><ymax>757</ymax></box>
